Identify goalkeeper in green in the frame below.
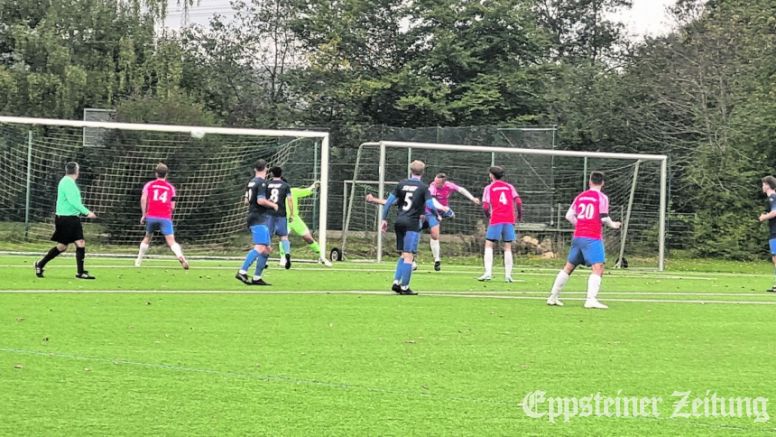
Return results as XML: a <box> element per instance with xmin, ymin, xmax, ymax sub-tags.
<box><xmin>277</xmin><ymin>181</ymin><xmax>332</xmax><ymax>267</ymax></box>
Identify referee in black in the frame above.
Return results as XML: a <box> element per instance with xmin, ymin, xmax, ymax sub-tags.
<box><xmin>35</xmin><ymin>162</ymin><xmax>97</xmax><ymax>279</ymax></box>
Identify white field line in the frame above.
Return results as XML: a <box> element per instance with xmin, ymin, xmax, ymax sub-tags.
<box><xmin>0</xmin><ymin>263</ymin><xmax>720</xmax><ymax>280</ymax></box>
<box><xmin>0</xmin><ymin>289</ymin><xmax>774</xmax><ymax>305</ymax></box>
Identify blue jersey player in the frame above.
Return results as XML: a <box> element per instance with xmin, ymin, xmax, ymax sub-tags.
<box><xmin>759</xmin><ymin>175</ymin><xmax>776</xmax><ymax>292</ymax></box>
<box><xmin>268</xmin><ymin>167</ymin><xmax>294</xmax><ymax>269</ymax></box>
<box><xmin>380</xmin><ymin>160</ymin><xmax>439</xmax><ymax>295</ymax></box>
<box><xmin>236</xmin><ymin>159</ymin><xmax>279</xmax><ymax>286</ymax></box>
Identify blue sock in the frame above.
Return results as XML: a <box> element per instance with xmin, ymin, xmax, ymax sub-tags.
<box><xmin>254</xmin><ymin>253</ymin><xmax>268</xmax><ymax>278</ymax></box>
<box><xmin>241</xmin><ymin>249</ymin><xmax>260</xmax><ymax>272</ymax></box>
<box><xmin>400</xmin><ymin>260</ymin><xmax>413</xmax><ymax>287</ymax></box>
<box><xmin>281</xmin><ymin>240</ymin><xmax>291</xmax><ymax>255</ymax></box>
<box><xmin>394</xmin><ymin>258</ymin><xmax>403</xmax><ymax>282</ymax></box>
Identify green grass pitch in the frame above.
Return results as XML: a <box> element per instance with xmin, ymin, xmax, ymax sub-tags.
<box><xmin>1</xmin><ymin>254</ymin><xmax>775</xmax><ymax>435</ymax></box>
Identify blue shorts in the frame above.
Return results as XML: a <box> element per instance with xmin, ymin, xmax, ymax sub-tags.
<box><xmin>250</xmin><ymin>224</ymin><xmax>271</xmax><ymax>246</ymax></box>
<box><xmin>395</xmin><ymin>222</ymin><xmax>421</xmax><ymax>254</ymax></box>
<box><xmin>567</xmin><ymin>237</ymin><xmax>606</xmax><ymax>266</ymax></box>
<box><xmin>273</xmin><ymin>216</ymin><xmax>288</xmax><ymax>237</ymax></box>
<box><xmin>145</xmin><ymin>217</ymin><xmax>174</xmax><ymax>236</ymax></box>
<box><xmin>769</xmin><ymin>238</ymin><xmax>776</xmax><ymax>255</ymax></box>
<box><xmin>424</xmin><ymin>209</ymin><xmax>455</xmax><ymax>229</ymax></box>
<box><xmin>486</xmin><ymin>224</ymin><xmax>515</xmax><ymax>242</ymax></box>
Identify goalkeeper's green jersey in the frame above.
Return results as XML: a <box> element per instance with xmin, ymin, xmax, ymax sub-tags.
<box><xmin>56</xmin><ymin>176</ymin><xmax>90</xmax><ymax>216</ymax></box>
<box><xmin>287</xmin><ymin>186</ymin><xmax>314</xmax><ymax>220</ymax></box>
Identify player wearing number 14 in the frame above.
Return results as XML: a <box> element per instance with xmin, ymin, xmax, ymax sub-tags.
<box><xmin>135</xmin><ymin>163</ymin><xmax>189</xmax><ymax>269</ymax></box>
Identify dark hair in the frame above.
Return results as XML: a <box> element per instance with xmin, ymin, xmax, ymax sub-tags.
<box><xmin>489</xmin><ymin>166</ymin><xmax>504</xmax><ymax>180</ymax></box>
<box><xmin>270</xmin><ymin>166</ymin><xmax>283</xmax><ymax>178</ymax></box>
<box><xmin>590</xmin><ymin>171</ymin><xmax>605</xmax><ymax>185</ymax></box>
<box><xmin>763</xmin><ymin>176</ymin><xmax>776</xmax><ymax>190</ymax></box>
<box><xmin>253</xmin><ymin>159</ymin><xmax>267</xmax><ymax>172</ymax></box>
<box><xmin>435</xmin><ymin>172</ymin><xmax>447</xmax><ymax>179</ymax></box>
<box><xmin>155</xmin><ymin>163</ymin><xmax>168</xmax><ymax>179</ymax></box>
<box><xmin>65</xmin><ymin>162</ymin><xmax>79</xmax><ymax>175</ymax></box>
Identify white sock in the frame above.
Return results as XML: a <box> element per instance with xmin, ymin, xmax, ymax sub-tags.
<box><xmin>253</xmin><ymin>275</ymin><xmax>261</xmax><ymax>281</ymax></box>
<box><xmin>550</xmin><ymin>270</ymin><xmax>570</xmax><ymax>298</ymax></box>
<box><xmin>483</xmin><ymin>247</ymin><xmax>493</xmax><ymax>276</ymax></box>
<box><xmin>136</xmin><ymin>243</ymin><xmax>149</xmax><ymax>263</ymax></box>
<box><xmin>430</xmin><ymin>239</ymin><xmax>441</xmax><ymax>261</ymax></box>
<box><xmin>504</xmin><ymin>250</ymin><xmax>513</xmax><ymax>277</ymax></box>
<box><xmin>170</xmin><ymin>243</ymin><xmax>184</xmax><ymax>258</ymax></box>
<box><xmin>587</xmin><ymin>274</ymin><xmax>602</xmax><ymax>301</ymax></box>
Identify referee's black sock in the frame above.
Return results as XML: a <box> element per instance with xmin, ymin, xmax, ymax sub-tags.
<box><xmin>39</xmin><ymin>247</ymin><xmax>62</xmax><ymax>268</ymax></box>
<box><xmin>76</xmin><ymin>247</ymin><xmax>85</xmax><ymax>274</ymax></box>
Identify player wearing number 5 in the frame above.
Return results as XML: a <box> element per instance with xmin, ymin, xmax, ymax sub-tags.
<box><xmin>547</xmin><ymin>171</ymin><xmax>621</xmax><ymax>309</ymax></box>
<box><xmin>479</xmin><ymin>166</ymin><xmax>522</xmax><ymax>283</ymax></box>
<box><xmin>135</xmin><ymin>163</ymin><xmax>189</xmax><ymax>269</ymax></box>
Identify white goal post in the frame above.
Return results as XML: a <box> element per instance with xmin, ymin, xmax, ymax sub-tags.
<box><xmin>371</xmin><ymin>141</ymin><xmax>668</xmax><ymax>270</ymax></box>
<box><xmin>0</xmin><ymin>116</ymin><xmax>331</xmax><ymax>256</ymax></box>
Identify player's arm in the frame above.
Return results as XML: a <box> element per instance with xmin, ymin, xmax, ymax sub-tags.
<box><xmin>139</xmin><ymin>188</ymin><xmax>148</xmax><ymax>224</ymax></box>
<box><xmin>598</xmin><ymin>194</ymin><xmax>621</xmax><ymax>229</ymax></box>
<box><xmin>255</xmin><ymin>183</ymin><xmax>278</xmax><ymax>211</ymax></box>
<box><xmin>565</xmin><ymin>206</ymin><xmax>577</xmax><ymax>225</ymax></box>
<box><xmin>65</xmin><ymin>180</ymin><xmax>95</xmax><ymax>218</ymax></box>
<box><xmin>431</xmin><ymin>198</ymin><xmax>449</xmax><ymax>213</ymax></box>
<box><xmin>514</xmin><ymin>193</ymin><xmax>523</xmax><ymax>222</ymax></box>
<box><xmin>759</xmin><ymin>201</ymin><xmax>776</xmax><ymax>222</ymax></box>
<box><xmin>170</xmin><ymin>186</ymin><xmax>177</xmax><ymax>214</ymax></box>
<box><xmin>454</xmin><ymin>184</ymin><xmax>480</xmax><ymax>205</ymax></box>
<box><xmin>365</xmin><ymin>193</ymin><xmax>386</xmax><ymax>205</ymax></box>
<box><xmin>286</xmin><ymin>192</ymin><xmax>294</xmax><ymax>222</ymax></box>
<box><xmin>379</xmin><ymin>193</ymin><xmax>398</xmax><ymax>232</ymax></box>
<box><xmin>481</xmin><ymin>187</ymin><xmax>491</xmax><ymax>218</ymax></box>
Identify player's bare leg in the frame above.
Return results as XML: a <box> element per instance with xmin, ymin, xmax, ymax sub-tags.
<box><xmin>547</xmin><ymin>262</ymin><xmax>576</xmax><ymax>306</ymax></box>
<box><xmin>583</xmin><ymin>263</ymin><xmax>608</xmax><ymax>309</ymax></box>
<box><xmin>478</xmin><ymin>240</ymin><xmax>495</xmax><ymax>281</ymax></box>
<box><xmin>429</xmin><ymin>225</ymin><xmax>442</xmax><ymax>271</ymax></box>
<box><xmin>35</xmin><ymin>242</ymin><xmax>68</xmax><ymax>278</ymax></box>
<box><xmin>135</xmin><ymin>234</ymin><xmax>151</xmax><ymax>267</ymax></box>
<box><xmin>503</xmin><ymin>242</ymin><xmax>514</xmax><ymax>282</ymax></box>
<box><xmin>74</xmin><ymin>239</ymin><xmax>94</xmax><ymax>279</ymax></box>
<box><xmin>164</xmin><ymin>234</ymin><xmax>188</xmax><ymax>270</ymax></box>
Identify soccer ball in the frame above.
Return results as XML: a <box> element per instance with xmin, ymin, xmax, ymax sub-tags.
<box><xmin>190</xmin><ymin>129</ymin><xmax>206</xmax><ymax>139</ymax></box>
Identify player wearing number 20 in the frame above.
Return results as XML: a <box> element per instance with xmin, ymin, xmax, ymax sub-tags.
<box><xmin>135</xmin><ymin>163</ymin><xmax>189</xmax><ymax>269</ymax></box>
<box><xmin>547</xmin><ymin>171</ymin><xmax>621</xmax><ymax>309</ymax></box>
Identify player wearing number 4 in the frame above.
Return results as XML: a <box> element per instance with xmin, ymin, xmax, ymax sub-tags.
<box><xmin>135</xmin><ymin>163</ymin><xmax>189</xmax><ymax>269</ymax></box>
<box><xmin>479</xmin><ymin>166</ymin><xmax>522</xmax><ymax>283</ymax></box>
<box><xmin>547</xmin><ymin>171</ymin><xmax>621</xmax><ymax>309</ymax></box>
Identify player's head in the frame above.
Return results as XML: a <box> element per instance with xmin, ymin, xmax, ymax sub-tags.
<box><xmin>65</xmin><ymin>162</ymin><xmax>79</xmax><ymax>179</ymax></box>
<box><xmin>253</xmin><ymin>159</ymin><xmax>268</xmax><ymax>175</ymax></box>
<box><xmin>269</xmin><ymin>166</ymin><xmax>283</xmax><ymax>179</ymax></box>
<box><xmin>589</xmin><ymin>171</ymin><xmax>605</xmax><ymax>188</ymax></box>
<box><xmin>488</xmin><ymin>166</ymin><xmax>504</xmax><ymax>181</ymax></box>
<box><xmin>409</xmin><ymin>160</ymin><xmax>425</xmax><ymax>177</ymax></box>
<box><xmin>762</xmin><ymin>176</ymin><xmax>776</xmax><ymax>193</ymax></box>
<box><xmin>155</xmin><ymin>163</ymin><xmax>169</xmax><ymax>179</ymax></box>
<box><xmin>434</xmin><ymin>172</ymin><xmax>447</xmax><ymax>187</ymax></box>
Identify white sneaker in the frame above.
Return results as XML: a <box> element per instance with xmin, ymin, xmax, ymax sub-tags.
<box><xmin>546</xmin><ymin>296</ymin><xmax>564</xmax><ymax>306</ymax></box>
<box><xmin>584</xmin><ymin>299</ymin><xmax>608</xmax><ymax>309</ymax></box>
<box><xmin>477</xmin><ymin>274</ymin><xmax>492</xmax><ymax>281</ymax></box>
<box><xmin>319</xmin><ymin>258</ymin><xmax>333</xmax><ymax>267</ymax></box>
<box><xmin>134</xmin><ymin>259</ymin><xmax>142</xmax><ymax>267</ymax></box>
<box><xmin>278</xmin><ymin>259</ymin><xmax>286</xmax><ymax>268</ymax></box>
<box><xmin>505</xmin><ymin>276</ymin><xmax>514</xmax><ymax>283</ymax></box>
<box><xmin>412</xmin><ymin>261</ymin><xmax>418</xmax><ymax>271</ymax></box>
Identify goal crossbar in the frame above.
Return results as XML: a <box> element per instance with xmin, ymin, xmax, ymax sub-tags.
<box><xmin>0</xmin><ymin>116</ymin><xmax>331</xmax><ymax>257</ymax></box>
<box><xmin>376</xmin><ymin>141</ymin><xmax>668</xmax><ymax>271</ymax></box>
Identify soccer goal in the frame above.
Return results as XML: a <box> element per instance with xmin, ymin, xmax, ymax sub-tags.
<box><xmin>341</xmin><ymin>140</ymin><xmax>668</xmax><ymax>270</ymax></box>
<box><xmin>0</xmin><ymin>116</ymin><xmax>330</xmax><ymax>256</ymax></box>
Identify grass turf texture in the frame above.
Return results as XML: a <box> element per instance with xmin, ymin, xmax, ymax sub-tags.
<box><xmin>2</xmin><ymin>255</ymin><xmax>775</xmax><ymax>435</ymax></box>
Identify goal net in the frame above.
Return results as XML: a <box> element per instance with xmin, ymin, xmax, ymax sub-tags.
<box><xmin>0</xmin><ymin>117</ymin><xmax>330</xmax><ymax>257</ymax></box>
<box><xmin>341</xmin><ymin>140</ymin><xmax>667</xmax><ymax>270</ymax></box>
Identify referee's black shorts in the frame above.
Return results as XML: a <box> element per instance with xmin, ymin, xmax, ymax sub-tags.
<box><xmin>51</xmin><ymin>215</ymin><xmax>84</xmax><ymax>244</ymax></box>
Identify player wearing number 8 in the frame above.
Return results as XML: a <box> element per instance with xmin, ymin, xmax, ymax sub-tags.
<box><xmin>135</xmin><ymin>163</ymin><xmax>189</xmax><ymax>269</ymax></box>
<box><xmin>547</xmin><ymin>171</ymin><xmax>621</xmax><ymax>309</ymax></box>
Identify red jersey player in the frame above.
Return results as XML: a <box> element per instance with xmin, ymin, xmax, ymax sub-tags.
<box><xmin>135</xmin><ymin>163</ymin><xmax>189</xmax><ymax>269</ymax></box>
<box><xmin>547</xmin><ymin>171</ymin><xmax>621</xmax><ymax>309</ymax></box>
<box><xmin>479</xmin><ymin>166</ymin><xmax>522</xmax><ymax>282</ymax></box>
